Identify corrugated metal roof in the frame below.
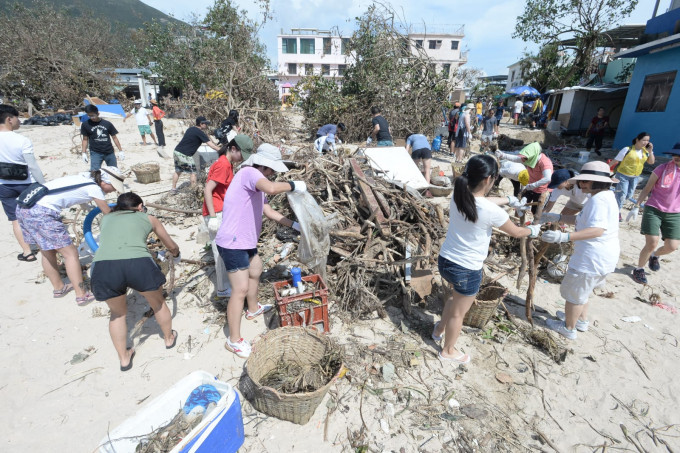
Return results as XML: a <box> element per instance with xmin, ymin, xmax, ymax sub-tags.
<box><xmin>614</xmin><ymin>34</ymin><xmax>680</xmax><ymax>58</ymax></box>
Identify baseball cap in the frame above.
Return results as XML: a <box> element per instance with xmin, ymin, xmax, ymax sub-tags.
<box><xmin>195</xmin><ymin>116</ymin><xmax>211</xmax><ymax>125</ymax></box>
<box><xmin>231</xmin><ymin>134</ymin><xmax>254</xmax><ymax>161</ymax></box>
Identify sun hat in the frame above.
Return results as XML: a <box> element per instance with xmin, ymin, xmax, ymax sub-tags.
<box><xmin>519</xmin><ymin>142</ymin><xmax>542</xmax><ymax>168</ymax></box>
<box><xmin>230</xmin><ymin>134</ymin><xmax>254</xmax><ymax>161</ymax></box>
<box><xmin>466</xmin><ymin>103</ymin><xmax>474</xmax><ymax>110</ymax></box>
<box><xmin>150</xmin><ymin>99</ymin><xmax>158</xmax><ymax>105</ymax></box>
<box><xmin>518</xmin><ymin>169</ymin><xmax>529</xmax><ymax>186</ymax></box>
<box><xmin>100</xmin><ymin>163</ymin><xmax>126</xmax><ymax>192</ymax></box>
<box><xmin>133</xmin><ymin>99</ymin><xmax>142</xmax><ymax>104</ymax></box>
<box><xmin>663</xmin><ymin>142</ymin><xmax>680</xmax><ymax>156</ymax></box>
<box><xmin>241</xmin><ymin>143</ymin><xmax>289</xmax><ymax>173</ymax></box>
<box><xmin>569</xmin><ymin>160</ymin><xmax>619</xmax><ymax>184</ymax></box>
<box><xmin>548</xmin><ymin>168</ymin><xmax>575</xmax><ymax>189</ymax></box>
<box><xmin>195</xmin><ymin>116</ymin><xmax>210</xmax><ymax>126</ymax></box>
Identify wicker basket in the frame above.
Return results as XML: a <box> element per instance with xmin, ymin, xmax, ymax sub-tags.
<box><xmin>240</xmin><ymin>327</ymin><xmax>342</xmax><ymax>425</ymax></box>
<box><xmin>131</xmin><ymin>162</ymin><xmax>161</xmax><ymax>184</ymax></box>
<box><xmin>463</xmin><ymin>284</ymin><xmax>506</xmax><ymax>329</ymax></box>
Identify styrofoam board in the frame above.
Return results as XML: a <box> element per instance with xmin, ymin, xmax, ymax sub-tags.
<box><xmin>364</xmin><ymin>147</ymin><xmax>429</xmax><ymax>190</ymax></box>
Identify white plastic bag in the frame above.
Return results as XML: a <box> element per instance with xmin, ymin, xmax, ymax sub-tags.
<box><xmin>286</xmin><ymin>191</ymin><xmax>330</xmax><ymax>281</ymax></box>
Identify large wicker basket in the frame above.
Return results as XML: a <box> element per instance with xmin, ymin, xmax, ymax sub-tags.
<box><xmin>463</xmin><ymin>284</ymin><xmax>506</xmax><ymax>329</ymax></box>
<box><xmin>131</xmin><ymin>162</ymin><xmax>161</xmax><ymax>184</ymax></box>
<box><xmin>240</xmin><ymin>327</ymin><xmax>342</xmax><ymax>425</ymax></box>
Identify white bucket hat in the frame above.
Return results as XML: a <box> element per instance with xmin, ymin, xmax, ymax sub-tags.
<box><xmin>568</xmin><ymin>160</ymin><xmax>619</xmax><ymax>184</ymax></box>
<box><xmin>100</xmin><ymin>163</ymin><xmax>126</xmax><ymax>192</ymax></box>
<box><xmin>241</xmin><ymin>144</ymin><xmax>289</xmax><ymax>173</ymax></box>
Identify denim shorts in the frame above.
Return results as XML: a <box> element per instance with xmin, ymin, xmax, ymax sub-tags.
<box><xmin>217</xmin><ymin>246</ymin><xmax>258</xmax><ymax>272</ymax></box>
<box><xmin>438</xmin><ymin>255</ymin><xmax>483</xmax><ymax>296</ymax></box>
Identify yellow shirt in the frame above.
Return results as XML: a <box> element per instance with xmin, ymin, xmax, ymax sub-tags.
<box><xmin>476</xmin><ymin>102</ymin><xmax>483</xmax><ymax>115</ymax></box>
<box><xmin>617</xmin><ymin>147</ymin><xmax>649</xmax><ymax>177</ymax></box>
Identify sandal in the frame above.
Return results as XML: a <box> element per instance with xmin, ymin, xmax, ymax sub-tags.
<box><xmin>165</xmin><ymin>330</ymin><xmax>178</xmax><ymax>349</ymax></box>
<box><xmin>438</xmin><ymin>351</ymin><xmax>471</xmax><ymax>364</ymax></box>
<box><xmin>53</xmin><ymin>284</ymin><xmax>73</xmax><ymax>298</ymax></box>
<box><xmin>17</xmin><ymin>252</ymin><xmax>37</xmax><ymax>262</ymax></box>
<box><xmin>120</xmin><ymin>348</ymin><xmax>135</xmax><ymax>372</ymax></box>
<box><xmin>76</xmin><ymin>292</ymin><xmax>95</xmax><ymax>306</ymax></box>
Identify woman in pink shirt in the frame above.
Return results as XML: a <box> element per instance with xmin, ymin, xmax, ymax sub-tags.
<box><xmin>630</xmin><ymin>142</ymin><xmax>680</xmax><ymax>284</ymax></box>
<box><xmin>496</xmin><ymin>142</ymin><xmax>553</xmax><ymax>214</ymax></box>
<box><xmin>215</xmin><ymin>144</ymin><xmax>306</xmax><ymax>358</ymax></box>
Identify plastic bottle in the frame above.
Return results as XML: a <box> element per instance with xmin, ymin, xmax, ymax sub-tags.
<box><xmin>291</xmin><ymin>267</ymin><xmax>303</xmax><ymax>293</ymax></box>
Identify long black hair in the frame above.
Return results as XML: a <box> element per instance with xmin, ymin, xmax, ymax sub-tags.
<box><xmin>632</xmin><ymin>131</ymin><xmax>649</xmax><ymax>146</ymax></box>
<box><xmin>112</xmin><ymin>192</ymin><xmax>143</xmax><ymax>212</ymax></box>
<box><xmin>453</xmin><ymin>154</ymin><xmax>498</xmax><ymax>223</ymax></box>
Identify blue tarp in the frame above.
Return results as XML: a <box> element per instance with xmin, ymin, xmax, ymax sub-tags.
<box><xmin>83</xmin><ymin>99</ymin><xmax>125</xmax><ymax>117</ymax></box>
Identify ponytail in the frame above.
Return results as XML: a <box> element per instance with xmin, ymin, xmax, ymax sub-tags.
<box><xmin>453</xmin><ymin>154</ymin><xmax>498</xmax><ymax>223</ymax></box>
<box><xmin>90</xmin><ymin>170</ymin><xmax>102</xmax><ymax>186</ymax></box>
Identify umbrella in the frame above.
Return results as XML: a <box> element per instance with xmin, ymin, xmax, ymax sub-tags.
<box><xmin>506</xmin><ymin>85</ymin><xmax>540</xmax><ymax>97</ymax></box>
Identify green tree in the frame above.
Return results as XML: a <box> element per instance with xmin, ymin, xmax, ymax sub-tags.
<box><xmin>520</xmin><ymin>43</ymin><xmax>575</xmax><ymax>92</ymax></box>
<box><xmin>514</xmin><ymin>0</ymin><xmax>638</xmax><ymax>84</ymax></box>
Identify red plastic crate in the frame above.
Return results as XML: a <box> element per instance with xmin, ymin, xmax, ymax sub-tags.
<box><xmin>272</xmin><ymin>274</ymin><xmax>330</xmax><ymax>333</ymax></box>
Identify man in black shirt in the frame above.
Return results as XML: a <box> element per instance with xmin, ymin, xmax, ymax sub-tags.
<box><xmin>172</xmin><ymin>116</ymin><xmax>221</xmax><ymax>191</ymax></box>
<box><xmin>80</xmin><ymin>105</ymin><xmax>124</xmax><ymax>171</ymax></box>
<box><xmin>369</xmin><ymin>106</ymin><xmax>393</xmax><ymax>146</ymax></box>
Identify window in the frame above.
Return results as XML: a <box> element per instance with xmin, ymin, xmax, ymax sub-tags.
<box><xmin>321</xmin><ymin>64</ymin><xmax>330</xmax><ymax>76</ymax></box>
<box><xmin>304</xmin><ymin>64</ymin><xmax>314</xmax><ymax>75</ymax></box>
<box><xmin>451</xmin><ymin>40</ymin><xmax>459</xmax><ymax>50</ymax></box>
<box><xmin>428</xmin><ymin>40</ymin><xmax>442</xmax><ymax>49</ymax></box>
<box><xmin>300</xmin><ymin>38</ymin><xmax>315</xmax><ymax>54</ymax></box>
<box><xmin>338</xmin><ymin>64</ymin><xmax>347</xmax><ymax>76</ymax></box>
<box><xmin>287</xmin><ymin>63</ymin><xmax>297</xmax><ymax>75</ymax></box>
<box><xmin>341</xmin><ymin>38</ymin><xmax>350</xmax><ymax>54</ymax></box>
<box><xmin>636</xmin><ymin>71</ymin><xmax>676</xmax><ymax>112</ymax></box>
<box><xmin>511</xmin><ymin>70</ymin><xmax>516</xmax><ymax>81</ymax></box>
<box><xmin>323</xmin><ymin>37</ymin><xmax>332</xmax><ymax>55</ymax></box>
<box><xmin>282</xmin><ymin>38</ymin><xmax>297</xmax><ymax>54</ymax></box>
<box><xmin>415</xmin><ymin>40</ymin><xmax>423</xmax><ymax>49</ymax></box>
<box><xmin>442</xmin><ymin>63</ymin><xmax>450</xmax><ymax>78</ymax></box>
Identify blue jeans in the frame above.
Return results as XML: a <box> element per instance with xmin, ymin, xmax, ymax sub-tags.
<box><xmin>90</xmin><ymin>151</ymin><xmax>117</xmax><ymax>171</ymax></box>
<box><xmin>377</xmin><ymin>140</ymin><xmax>393</xmax><ymax>146</ymax></box>
<box><xmin>614</xmin><ymin>172</ymin><xmax>639</xmax><ymax>209</ymax></box>
<box><xmin>438</xmin><ymin>255</ymin><xmax>483</xmax><ymax>296</ymax></box>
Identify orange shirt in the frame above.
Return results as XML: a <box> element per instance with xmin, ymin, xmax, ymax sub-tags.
<box><xmin>152</xmin><ymin>105</ymin><xmax>165</xmax><ymax>121</ymax></box>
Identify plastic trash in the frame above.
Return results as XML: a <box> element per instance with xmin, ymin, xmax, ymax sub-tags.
<box><xmin>621</xmin><ymin>316</ymin><xmax>641</xmax><ymax>323</ymax></box>
<box><xmin>286</xmin><ymin>191</ymin><xmax>331</xmax><ymax>281</ymax></box>
<box><xmin>291</xmin><ymin>267</ymin><xmax>303</xmax><ymax>294</ymax></box>
<box><xmin>182</xmin><ymin>384</ymin><xmax>221</xmax><ymax>414</ymax></box>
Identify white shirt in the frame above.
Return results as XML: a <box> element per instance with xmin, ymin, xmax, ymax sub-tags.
<box><xmin>131</xmin><ymin>108</ymin><xmax>150</xmax><ymax>126</ymax></box>
<box><xmin>440</xmin><ymin>196</ymin><xmax>509</xmax><ymax>270</ymax></box>
<box><xmin>513</xmin><ymin>100</ymin><xmax>523</xmax><ymax>114</ymax></box>
<box><xmin>0</xmin><ymin>131</ymin><xmax>35</xmax><ymax>184</ymax></box>
<box><xmin>548</xmin><ymin>185</ymin><xmax>590</xmax><ymax>206</ymax></box>
<box><xmin>568</xmin><ymin>190</ymin><xmax>619</xmax><ymax>275</ymax></box>
<box><xmin>614</xmin><ymin>146</ymin><xmax>643</xmax><ymax>162</ymax></box>
<box><xmin>499</xmin><ymin>160</ymin><xmax>525</xmax><ymax>181</ymax></box>
<box><xmin>37</xmin><ymin>174</ymin><xmax>105</xmax><ymax>212</ymax></box>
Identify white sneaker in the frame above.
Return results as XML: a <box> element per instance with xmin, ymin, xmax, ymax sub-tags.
<box><xmin>245</xmin><ymin>303</ymin><xmax>273</xmax><ymax>320</ymax></box>
<box><xmin>545</xmin><ymin>319</ymin><xmax>577</xmax><ymax>340</ymax></box>
<box><xmin>217</xmin><ymin>288</ymin><xmax>232</xmax><ymax>298</ymax></box>
<box><xmin>225</xmin><ymin>337</ymin><xmax>251</xmax><ymax>358</ymax></box>
<box><xmin>556</xmin><ymin>311</ymin><xmax>589</xmax><ymax>331</ymax></box>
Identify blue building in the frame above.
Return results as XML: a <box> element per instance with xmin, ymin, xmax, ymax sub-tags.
<box><xmin>614</xmin><ymin>3</ymin><xmax>680</xmax><ymax>152</ymax></box>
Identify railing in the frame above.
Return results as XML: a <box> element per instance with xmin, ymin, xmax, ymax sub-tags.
<box><xmin>408</xmin><ymin>24</ymin><xmax>465</xmax><ymax>36</ymax></box>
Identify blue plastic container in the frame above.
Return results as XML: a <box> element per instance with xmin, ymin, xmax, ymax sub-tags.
<box><xmin>291</xmin><ymin>267</ymin><xmax>302</xmax><ymax>290</ymax></box>
<box><xmin>432</xmin><ymin>135</ymin><xmax>442</xmax><ymax>151</ymax></box>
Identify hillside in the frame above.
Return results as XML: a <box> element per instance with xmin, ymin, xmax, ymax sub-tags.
<box><xmin>0</xmin><ymin>0</ymin><xmax>184</xmax><ymax>29</ymax></box>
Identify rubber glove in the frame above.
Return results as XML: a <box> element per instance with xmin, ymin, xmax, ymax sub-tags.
<box><xmin>495</xmin><ymin>150</ymin><xmax>505</xmax><ymax>159</ymax></box>
<box><xmin>292</xmin><ymin>221</ymin><xmax>301</xmax><ymax>231</ymax></box>
<box><xmin>82</xmin><ymin>153</ymin><xmax>89</xmax><ymax>164</ymax></box>
<box><xmin>541</xmin><ymin>230</ymin><xmax>570</xmax><ymax>243</ymax></box>
<box><xmin>290</xmin><ymin>181</ymin><xmax>307</xmax><ymax>193</ymax></box>
<box><xmin>626</xmin><ymin>207</ymin><xmax>639</xmax><ymax>222</ymax></box>
<box><xmin>540</xmin><ymin>212</ymin><xmax>561</xmax><ymax>223</ymax></box>
<box><xmin>526</xmin><ymin>224</ymin><xmax>541</xmax><ymax>238</ymax></box>
<box><xmin>366</xmin><ymin>137</ymin><xmax>373</xmax><ymax>144</ymax></box>
<box><xmin>118</xmin><ymin>151</ymin><xmax>125</xmax><ymax>161</ymax></box>
<box><xmin>208</xmin><ymin>217</ymin><xmax>220</xmax><ymax>234</ymax></box>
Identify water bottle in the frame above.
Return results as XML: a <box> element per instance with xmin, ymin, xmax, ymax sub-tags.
<box><xmin>291</xmin><ymin>267</ymin><xmax>303</xmax><ymax>294</ymax></box>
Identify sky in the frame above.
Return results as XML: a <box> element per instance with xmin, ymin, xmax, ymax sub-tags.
<box><xmin>139</xmin><ymin>0</ymin><xmax>661</xmax><ymax>76</ymax></box>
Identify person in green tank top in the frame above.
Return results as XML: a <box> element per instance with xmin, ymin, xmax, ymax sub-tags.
<box><xmin>90</xmin><ymin>192</ymin><xmax>180</xmax><ymax>372</ymax></box>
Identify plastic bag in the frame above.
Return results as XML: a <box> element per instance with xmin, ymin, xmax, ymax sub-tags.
<box><xmin>286</xmin><ymin>191</ymin><xmax>330</xmax><ymax>281</ymax></box>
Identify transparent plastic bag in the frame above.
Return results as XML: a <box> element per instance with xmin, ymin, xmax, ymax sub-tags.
<box><xmin>286</xmin><ymin>191</ymin><xmax>330</xmax><ymax>281</ymax></box>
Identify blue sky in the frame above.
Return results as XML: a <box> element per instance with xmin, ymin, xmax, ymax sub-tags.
<box><xmin>139</xmin><ymin>0</ymin><xmax>661</xmax><ymax>76</ymax></box>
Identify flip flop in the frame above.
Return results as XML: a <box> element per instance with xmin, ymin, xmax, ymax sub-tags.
<box><xmin>120</xmin><ymin>348</ymin><xmax>135</xmax><ymax>372</ymax></box>
<box><xmin>17</xmin><ymin>252</ymin><xmax>37</xmax><ymax>262</ymax></box>
<box><xmin>165</xmin><ymin>330</ymin><xmax>178</xmax><ymax>349</ymax></box>
<box><xmin>438</xmin><ymin>351</ymin><xmax>471</xmax><ymax>364</ymax></box>
<box><xmin>53</xmin><ymin>283</ymin><xmax>74</xmax><ymax>298</ymax></box>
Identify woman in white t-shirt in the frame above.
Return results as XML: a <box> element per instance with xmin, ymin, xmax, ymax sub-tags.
<box><xmin>16</xmin><ymin>165</ymin><xmax>125</xmax><ymax>305</ymax></box>
<box><xmin>434</xmin><ymin>154</ymin><xmax>540</xmax><ymax>364</ymax></box>
<box><xmin>538</xmin><ymin>161</ymin><xmax>619</xmax><ymax>340</ymax></box>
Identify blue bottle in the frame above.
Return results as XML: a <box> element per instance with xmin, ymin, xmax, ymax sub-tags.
<box><xmin>432</xmin><ymin>135</ymin><xmax>442</xmax><ymax>151</ymax></box>
<box><xmin>291</xmin><ymin>267</ymin><xmax>303</xmax><ymax>293</ymax></box>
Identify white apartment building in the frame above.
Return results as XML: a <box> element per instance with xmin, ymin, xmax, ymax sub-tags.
<box><xmin>408</xmin><ymin>24</ymin><xmax>467</xmax><ymax>82</ymax></box>
<box><xmin>276</xmin><ymin>29</ymin><xmax>353</xmax><ymax>100</ymax></box>
<box><xmin>506</xmin><ymin>60</ymin><xmax>529</xmax><ymax>91</ymax></box>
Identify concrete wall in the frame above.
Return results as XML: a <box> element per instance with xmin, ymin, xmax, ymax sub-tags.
<box><xmin>614</xmin><ymin>46</ymin><xmax>680</xmax><ymax>152</ymax></box>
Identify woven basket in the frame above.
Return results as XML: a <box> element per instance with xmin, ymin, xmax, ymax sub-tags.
<box><xmin>131</xmin><ymin>162</ymin><xmax>161</xmax><ymax>184</ymax></box>
<box><xmin>463</xmin><ymin>284</ymin><xmax>506</xmax><ymax>329</ymax></box>
<box><xmin>240</xmin><ymin>327</ymin><xmax>342</xmax><ymax>425</ymax></box>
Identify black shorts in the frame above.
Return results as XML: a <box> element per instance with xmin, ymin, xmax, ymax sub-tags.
<box><xmin>412</xmin><ymin>148</ymin><xmax>432</xmax><ymax>159</ymax></box>
<box><xmin>217</xmin><ymin>246</ymin><xmax>258</xmax><ymax>272</ymax></box>
<box><xmin>90</xmin><ymin>257</ymin><xmax>166</xmax><ymax>301</ymax></box>
<box><xmin>0</xmin><ymin>183</ymin><xmax>30</xmax><ymax>221</ymax></box>
<box><xmin>524</xmin><ymin>190</ymin><xmax>544</xmax><ymax>215</ymax></box>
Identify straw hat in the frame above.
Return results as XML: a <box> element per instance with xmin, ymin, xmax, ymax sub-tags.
<box><xmin>100</xmin><ymin>163</ymin><xmax>126</xmax><ymax>192</ymax></box>
<box><xmin>150</xmin><ymin>99</ymin><xmax>158</xmax><ymax>105</ymax></box>
<box><xmin>569</xmin><ymin>161</ymin><xmax>619</xmax><ymax>184</ymax></box>
<box><xmin>241</xmin><ymin>143</ymin><xmax>289</xmax><ymax>173</ymax></box>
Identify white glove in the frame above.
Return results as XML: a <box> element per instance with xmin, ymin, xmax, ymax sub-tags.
<box><xmin>208</xmin><ymin>217</ymin><xmax>220</xmax><ymax>234</ymax></box>
<box><xmin>291</xmin><ymin>181</ymin><xmax>307</xmax><ymax>193</ymax></box>
<box><xmin>118</xmin><ymin>151</ymin><xmax>125</xmax><ymax>161</ymax></box>
<box><xmin>540</xmin><ymin>212</ymin><xmax>561</xmax><ymax>223</ymax></box>
<box><xmin>541</xmin><ymin>230</ymin><xmax>570</xmax><ymax>243</ymax></box>
<box><xmin>366</xmin><ymin>137</ymin><xmax>373</xmax><ymax>144</ymax></box>
<box><xmin>337</xmin><ymin>138</ymin><xmax>342</xmax><ymax>144</ymax></box>
<box><xmin>172</xmin><ymin>253</ymin><xmax>181</xmax><ymax>265</ymax></box>
<box><xmin>526</xmin><ymin>224</ymin><xmax>541</xmax><ymax>238</ymax></box>
<box><xmin>291</xmin><ymin>221</ymin><xmax>300</xmax><ymax>231</ymax></box>
<box><xmin>495</xmin><ymin>150</ymin><xmax>505</xmax><ymax>159</ymax></box>
<box><xmin>507</xmin><ymin>196</ymin><xmax>525</xmax><ymax>208</ymax></box>
<box><xmin>626</xmin><ymin>207</ymin><xmax>639</xmax><ymax>222</ymax></box>
<box><xmin>82</xmin><ymin>153</ymin><xmax>89</xmax><ymax>164</ymax></box>
<box><xmin>525</xmin><ymin>182</ymin><xmax>537</xmax><ymax>191</ymax></box>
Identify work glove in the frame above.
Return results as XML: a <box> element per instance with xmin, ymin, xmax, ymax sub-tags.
<box><xmin>82</xmin><ymin>153</ymin><xmax>89</xmax><ymax>164</ymax></box>
<box><xmin>526</xmin><ymin>224</ymin><xmax>541</xmax><ymax>238</ymax></box>
<box><xmin>290</xmin><ymin>181</ymin><xmax>307</xmax><ymax>193</ymax></box>
<box><xmin>495</xmin><ymin>150</ymin><xmax>505</xmax><ymax>160</ymax></box>
<box><xmin>172</xmin><ymin>253</ymin><xmax>182</xmax><ymax>266</ymax></box>
<box><xmin>366</xmin><ymin>137</ymin><xmax>373</xmax><ymax>145</ymax></box>
<box><xmin>507</xmin><ymin>196</ymin><xmax>525</xmax><ymax>208</ymax></box>
<box><xmin>540</xmin><ymin>212</ymin><xmax>561</xmax><ymax>223</ymax></box>
<box><xmin>626</xmin><ymin>207</ymin><xmax>639</xmax><ymax>222</ymax></box>
<box><xmin>541</xmin><ymin>230</ymin><xmax>570</xmax><ymax>243</ymax></box>
<box><xmin>118</xmin><ymin>151</ymin><xmax>125</xmax><ymax>161</ymax></box>
<box><xmin>208</xmin><ymin>217</ymin><xmax>220</xmax><ymax>234</ymax></box>
<box><xmin>292</xmin><ymin>221</ymin><xmax>301</xmax><ymax>231</ymax></box>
